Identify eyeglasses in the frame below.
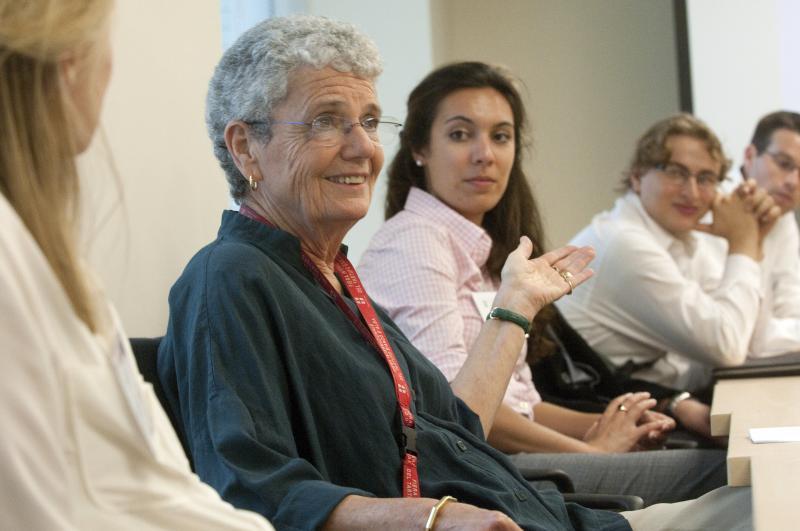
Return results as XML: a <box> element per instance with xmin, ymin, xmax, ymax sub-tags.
<box><xmin>655</xmin><ymin>162</ymin><xmax>723</xmax><ymax>191</ymax></box>
<box><xmin>246</xmin><ymin>114</ymin><xmax>402</xmax><ymax>147</ymax></box>
<box><xmin>765</xmin><ymin>151</ymin><xmax>800</xmax><ymax>174</ymax></box>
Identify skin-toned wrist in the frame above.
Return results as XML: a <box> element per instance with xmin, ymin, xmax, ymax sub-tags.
<box><xmin>727</xmin><ymin>233</ymin><xmax>762</xmax><ymax>261</ymax></box>
<box><xmin>582</xmin><ymin>441</ymin><xmax>609</xmax><ymax>454</ymax></box>
<box><xmin>672</xmin><ymin>398</ymin><xmax>711</xmax><ymax>438</ymax></box>
<box><xmin>672</xmin><ymin>399</ymin><xmax>693</xmax><ymax>422</ymax></box>
<box><xmin>322</xmin><ymin>495</ymin><xmax>437</xmax><ymax>531</ymax></box>
<box><xmin>488</xmin><ymin>403</ymin><xmax>599</xmax><ymax>454</ymax></box>
<box><xmin>491</xmin><ymin>284</ymin><xmax>539</xmax><ymax>322</ymax></box>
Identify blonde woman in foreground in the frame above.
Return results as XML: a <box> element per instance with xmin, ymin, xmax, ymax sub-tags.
<box><xmin>0</xmin><ymin>1</ymin><xmax>272</xmax><ymax>529</ymax></box>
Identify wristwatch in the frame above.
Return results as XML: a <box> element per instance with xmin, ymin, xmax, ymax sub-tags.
<box><xmin>668</xmin><ymin>391</ymin><xmax>692</xmax><ymax>414</ymax></box>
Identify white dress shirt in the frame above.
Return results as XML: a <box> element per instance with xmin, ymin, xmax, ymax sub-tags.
<box><xmin>0</xmin><ymin>194</ymin><xmax>272</xmax><ymax>530</ymax></box>
<box><xmin>556</xmin><ymin>192</ymin><xmax>763</xmax><ymax>391</ymax></box>
<box><xmin>745</xmin><ymin>211</ymin><xmax>800</xmax><ymax>356</ymax></box>
<box><xmin>359</xmin><ymin>187</ymin><xmax>542</xmax><ymax>418</ymax></box>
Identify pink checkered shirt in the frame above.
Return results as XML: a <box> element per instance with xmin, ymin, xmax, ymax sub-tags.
<box><xmin>359</xmin><ymin>187</ymin><xmax>541</xmax><ymax>419</ymax></box>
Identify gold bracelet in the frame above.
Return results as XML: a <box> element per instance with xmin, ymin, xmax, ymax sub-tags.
<box><xmin>424</xmin><ymin>495</ymin><xmax>457</xmax><ymax>531</ymax></box>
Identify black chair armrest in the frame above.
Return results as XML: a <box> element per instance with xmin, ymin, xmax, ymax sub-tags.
<box><xmin>664</xmin><ymin>437</ymin><xmax>699</xmax><ymax>450</ymax></box>
<box><xmin>518</xmin><ymin>466</ymin><xmax>644</xmax><ymax>512</ymax></box>
<box><xmin>129</xmin><ymin>337</ymin><xmax>193</xmax><ymax>469</ymax></box>
<box><xmin>517</xmin><ymin>467</ymin><xmax>575</xmax><ymax>493</ymax></box>
<box><xmin>563</xmin><ymin>493</ymin><xmax>644</xmax><ymax>512</ymax></box>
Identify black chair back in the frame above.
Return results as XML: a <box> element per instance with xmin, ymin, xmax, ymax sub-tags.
<box><xmin>129</xmin><ymin>337</ymin><xmax>193</xmax><ymax>468</ymax></box>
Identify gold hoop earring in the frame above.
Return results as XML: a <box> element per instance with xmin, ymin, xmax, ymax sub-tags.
<box><xmin>248</xmin><ymin>175</ymin><xmax>258</xmax><ymax>191</ymax></box>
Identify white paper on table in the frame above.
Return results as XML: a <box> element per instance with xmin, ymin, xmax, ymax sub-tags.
<box><xmin>749</xmin><ymin>426</ymin><xmax>800</xmax><ymax>443</ymax></box>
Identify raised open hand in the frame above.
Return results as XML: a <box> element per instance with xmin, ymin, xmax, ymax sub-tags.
<box><xmin>494</xmin><ymin>236</ymin><xmax>595</xmax><ymax>321</ymax></box>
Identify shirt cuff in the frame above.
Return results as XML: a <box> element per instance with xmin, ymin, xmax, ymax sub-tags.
<box><xmin>722</xmin><ymin>254</ymin><xmax>763</xmax><ymax>293</ymax></box>
<box><xmin>274</xmin><ymin>481</ymin><xmax>374</xmax><ymax>530</ymax></box>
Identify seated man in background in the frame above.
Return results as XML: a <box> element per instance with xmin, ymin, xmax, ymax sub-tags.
<box><xmin>557</xmin><ymin>114</ymin><xmax>779</xmax><ymax>396</ymax></box>
<box><xmin>737</xmin><ymin>111</ymin><xmax>800</xmax><ymax>356</ymax></box>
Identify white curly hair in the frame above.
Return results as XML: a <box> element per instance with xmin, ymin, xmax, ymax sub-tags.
<box><xmin>206</xmin><ymin>14</ymin><xmax>383</xmax><ymax>201</ymax></box>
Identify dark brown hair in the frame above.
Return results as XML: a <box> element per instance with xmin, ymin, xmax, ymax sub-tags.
<box><xmin>385</xmin><ymin>61</ymin><xmax>555</xmax><ymax>359</ymax></box>
<box><xmin>749</xmin><ymin>111</ymin><xmax>800</xmax><ymax>154</ymax></box>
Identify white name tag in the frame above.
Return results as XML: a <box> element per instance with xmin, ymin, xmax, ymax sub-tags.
<box><xmin>471</xmin><ymin>291</ymin><xmax>497</xmax><ymax>318</ymax></box>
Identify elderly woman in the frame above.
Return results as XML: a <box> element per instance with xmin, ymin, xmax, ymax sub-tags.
<box><xmin>0</xmin><ymin>0</ymin><xmax>272</xmax><ymax>529</ymax></box>
<box><xmin>158</xmin><ymin>15</ymin><xmax>752</xmax><ymax>531</ymax></box>
<box><xmin>358</xmin><ymin>61</ymin><xmax>726</xmax><ymax>506</ymax></box>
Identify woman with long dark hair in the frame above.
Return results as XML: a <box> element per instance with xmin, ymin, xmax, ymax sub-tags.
<box><xmin>359</xmin><ymin>61</ymin><xmax>725</xmax><ymax>505</ymax></box>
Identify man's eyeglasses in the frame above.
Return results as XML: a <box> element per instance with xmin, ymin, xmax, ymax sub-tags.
<box><xmin>765</xmin><ymin>151</ymin><xmax>800</xmax><ymax>175</ymax></box>
<box><xmin>246</xmin><ymin>114</ymin><xmax>402</xmax><ymax>147</ymax></box>
<box><xmin>655</xmin><ymin>162</ymin><xmax>723</xmax><ymax>191</ymax></box>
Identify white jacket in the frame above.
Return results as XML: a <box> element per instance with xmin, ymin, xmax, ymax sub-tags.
<box><xmin>0</xmin><ymin>194</ymin><xmax>273</xmax><ymax>530</ymax></box>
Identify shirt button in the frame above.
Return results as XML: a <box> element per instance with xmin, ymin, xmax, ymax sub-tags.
<box><xmin>514</xmin><ymin>373</ymin><xmax>522</xmax><ymax>381</ymax></box>
<box><xmin>518</xmin><ymin>401</ymin><xmax>529</xmax><ymax>412</ymax></box>
<box><xmin>456</xmin><ymin>440</ymin><xmax>468</xmax><ymax>452</ymax></box>
<box><xmin>514</xmin><ymin>488</ymin><xmax>529</xmax><ymax>501</ymax></box>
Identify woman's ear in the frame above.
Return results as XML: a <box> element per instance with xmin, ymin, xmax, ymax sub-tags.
<box><xmin>225</xmin><ymin>121</ymin><xmax>262</xmax><ymax>183</ymax></box>
<box><xmin>59</xmin><ymin>53</ymin><xmax>79</xmax><ymax>87</ymax></box>
<box><xmin>411</xmin><ymin>148</ymin><xmax>427</xmax><ymax>168</ymax></box>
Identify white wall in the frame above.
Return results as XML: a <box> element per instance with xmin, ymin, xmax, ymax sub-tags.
<box><xmin>688</xmin><ymin>0</ymin><xmax>800</xmax><ymax>178</ymax></box>
<box><xmin>431</xmin><ymin>0</ymin><xmax>680</xmax><ymax>248</ymax></box>
<box><xmin>85</xmin><ymin>0</ymin><xmax>434</xmax><ymax>336</ymax></box>
<box><xmin>81</xmin><ymin>0</ymin><xmax>227</xmax><ymax>336</ymax></box>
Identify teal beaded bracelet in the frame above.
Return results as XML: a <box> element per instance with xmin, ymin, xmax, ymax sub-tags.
<box><xmin>486</xmin><ymin>307</ymin><xmax>531</xmax><ymax>338</ymax></box>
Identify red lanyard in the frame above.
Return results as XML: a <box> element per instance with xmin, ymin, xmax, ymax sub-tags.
<box><xmin>238</xmin><ymin>206</ymin><xmax>420</xmax><ymax>497</ymax></box>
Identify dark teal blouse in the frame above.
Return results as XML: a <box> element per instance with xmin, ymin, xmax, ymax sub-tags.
<box><xmin>158</xmin><ymin>211</ymin><xmax>629</xmax><ymax>531</ymax></box>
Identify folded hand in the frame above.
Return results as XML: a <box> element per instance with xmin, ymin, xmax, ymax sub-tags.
<box><xmin>583</xmin><ymin>392</ymin><xmax>673</xmax><ymax>453</ymax></box>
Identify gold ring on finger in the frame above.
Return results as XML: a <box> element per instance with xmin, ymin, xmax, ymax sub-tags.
<box><xmin>618</xmin><ymin>404</ymin><xmax>628</xmax><ymax>412</ymax></box>
<box><xmin>559</xmin><ymin>270</ymin><xmax>574</xmax><ymax>295</ymax></box>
